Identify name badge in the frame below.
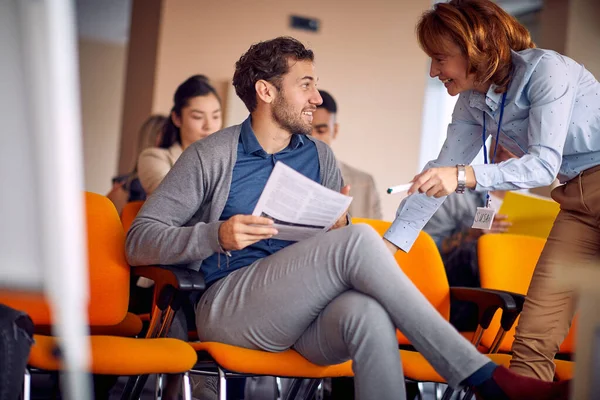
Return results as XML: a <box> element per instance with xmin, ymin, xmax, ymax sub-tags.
<box><xmin>472</xmin><ymin>207</ymin><xmax>495</xmax><ymax>230</ymax></box>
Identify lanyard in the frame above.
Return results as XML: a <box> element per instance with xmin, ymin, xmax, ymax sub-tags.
<box><xmin>481</xmin><ymin>91</ymin><xmax>507</xmax><ymax>207</ymax></box>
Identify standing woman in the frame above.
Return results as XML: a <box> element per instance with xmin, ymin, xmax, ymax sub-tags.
<box><xmin>383</xmin><ymin>0</ymin><xmax>600</xmax><ymax>382</ymax></box>
<box><xmin>138</xmin><ymin>74</ymin><xmax>223</xmax><ymax>195</ymax></box>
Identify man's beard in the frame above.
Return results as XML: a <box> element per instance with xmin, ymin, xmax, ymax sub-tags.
<box><xmin>271</xmin><ymin>92</ymin><xmax>311</xmax><ymax>136</ymax></box>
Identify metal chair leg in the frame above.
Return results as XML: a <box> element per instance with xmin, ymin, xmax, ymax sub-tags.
<box><xmin>23</xmin><ymin>369</ymin><xmax>31</xmax><ymax>400</ymax></box>
<box><xmin>182</xmin><ymin>372</ymin><xmax>192</xmax><ymax>400</ymax></box>
<box><xmin>276</xmin><ymin>377</ymin><xmax>283</xmax><ymax>400</ymax></box>
<box><xmin>155</xmin><ymin>373</ymin><xmax>164</xmax><ymax>400</ymax></box>
<box><xmin>120</xmin><ymin>374</ymin><xmax>150</xmax><ymax>400</ymax></box>
<box><xmin>299</xmin><ymin>379</ymin><xmax>322</xmax><ymax>399</ymax></box>
<box><xmin>218</xmin><ymin>367</ymin><xmax>227</xmax><ymax>400</ymax></box>
<box><xmin>441</xmin><ymin>385</ymin><xmax>455</xmax><ymax>400</ymax></box>
<box><xmin>462</xmin><ymin>387</ymin><xmax>475</xmax><ymax>400</ymax></box>
<box><xmin>283</xmin><ymin>378</ymin><xmax>303</xmax><ymax>400</ymax></box>
<box><xmin>315</xmin><ymin>380</ymin><xmax>324</xmax><ymax>400</ymax></box>
<box><xmin>416</xmin><ymin>382</ymin><xmax>425</xmax><ymax>400</ymax></box>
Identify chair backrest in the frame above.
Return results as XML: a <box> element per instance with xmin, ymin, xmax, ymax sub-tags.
<box><xmin>121</xmin><ymin>200</ymin><xmax>145</xmax><ymax>232</ymax></box>
<box><xmin>352</xmin><ymin>218</ymin><xmax>450</xmax><ymax>344</ymax></box>
<box><xmin>478</xmin><ymin>233</ymin><xmax>576</xmax><ymax>353</ymax></box>
<box><xmin>0</xmin><ymin>192</ymin><xmax>130</xmax><ymax>327</ymax></box>
<box><xmin>85</xmin><ymin>192</ymin><xmax>131</xmax><ymax>325</ymax></box>
<box><xmin>479</xmin><ymin>234</ymin><xmax>545</xmax><ymax>293</ymax></box>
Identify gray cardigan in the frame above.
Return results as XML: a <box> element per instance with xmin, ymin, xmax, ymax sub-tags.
<box><xmin>125</xmin><ymin>123</ymin><xmax>344</xmax><ymax>271</ymax></box>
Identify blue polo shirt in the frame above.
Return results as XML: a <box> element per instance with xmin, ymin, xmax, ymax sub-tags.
<box><xmin>201</xmin><ymin>117</ymin><xmax>320</xmax><ymax>285</ymax></box>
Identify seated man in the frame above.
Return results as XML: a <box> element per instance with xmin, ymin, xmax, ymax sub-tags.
<box><xmin>424</xmin><ymin>144</ymin><xmax>516</xmax><ymax>331</ymax></box>
<box><xmin>126</xmin><ymin>36</ymin><xmax>568</xmax><ymax>400</ymax></box>
<box><xmin>311</xmin><ymin>90</ymin><xmax>382</xmax><ymax>219</ymax></box>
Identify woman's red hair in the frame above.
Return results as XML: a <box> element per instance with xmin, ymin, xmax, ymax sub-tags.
<box><xmin>416</xmin><ymin>0</ymin><xmax>535</xmax><ymax>93</ymax></box>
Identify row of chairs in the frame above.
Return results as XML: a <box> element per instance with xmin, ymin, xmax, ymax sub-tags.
<box><xmin>122</xmin><ymin>201</ymin><xmax>578</xmax><ymax>396</ymax></box>
<box><xmin>0</xmin><ymin>194</ymin><xmax>575</xmax><ymax>399</ymax></box>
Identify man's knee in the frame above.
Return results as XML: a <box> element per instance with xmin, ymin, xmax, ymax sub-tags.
<box><xmin>345</xmin><ymin>223</ymin><xmax>382</xmax><ymax>246</ymax></box>
<box><xmin>331</xmin><ymin>291</ymin><xmax>394</xmax><ymax>335</ymax></box>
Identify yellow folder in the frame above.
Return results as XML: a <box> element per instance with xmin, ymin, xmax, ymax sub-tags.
<box><xmin>498</xmin><ymin>191</ymin><xmax>560</xmax><ymax>239</ymax></box>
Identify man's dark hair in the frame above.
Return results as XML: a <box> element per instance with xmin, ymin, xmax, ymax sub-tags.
<box><xmin>317</xmin><ymin>90</ymin><xmax>337</xmax><ymax>114</ymax></box>
<box><xmin>233</xmin><ymin>36</ymin><xmax>314</xmax><ymax>112</ymax></box>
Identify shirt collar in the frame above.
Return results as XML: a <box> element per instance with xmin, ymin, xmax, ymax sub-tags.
<box><xmin>468</xmin><ymin>83</ymin><xmax>503</xmax><ymax>113</ymax></box>
<box><xmin>484</xmin><ymin>84</ymin><xmax>503</xmax><ymax>112</ymax></box>
<box><xmin>290</xmin><ymin>133</ymin><xmax>305</xmax><ymax>150</ymax></box>
<box><xmin>240</xmin><ymin>117</ymin><xmax>263</xmax><ymax>155</ymax></box>
<box><xmin>240</xmin><ymin>116</ymin><xmax>305</xmax><ymax>156</ymax></box>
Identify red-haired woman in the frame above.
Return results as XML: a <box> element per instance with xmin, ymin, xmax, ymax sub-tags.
<box><xmin>384</xmin><ymin>0</ymin><xmax>600</xmax><ymax>384</ymax></box>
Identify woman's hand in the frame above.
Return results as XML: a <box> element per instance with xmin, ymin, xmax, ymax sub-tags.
<box><xmin>408</xmin><ymin>166</ymin><xmax>476</xmax><ymax>198</ymax></box>
<box><xmin>483</xmin><ymin>214</ymin><xmax>512</xmax><ymax>234</ymax></box>
<box><xmin>408</xmin><ymin>167</ymin><xmax>459</xmax><ymax>198</ymax></box>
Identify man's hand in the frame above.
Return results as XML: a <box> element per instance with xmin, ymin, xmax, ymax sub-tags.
<box><xmin>330</xmin><ymin>185</ymin><xmax>351</xmax><ymax>230</ymax></box>
<box><xmin>482</xmin><ymin>214</ymin><xmax>512</xmax><ymax>234</ymax></box>
<box><xmin>218</xmin><ymin>215</ymin><xmax>278</xmax><ymax>252</ymax></box>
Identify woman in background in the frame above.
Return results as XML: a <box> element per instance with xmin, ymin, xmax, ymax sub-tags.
<box><xmin>107</xmin><ymin>114</ymin><xmax>167</xmax><ymax>214</ymax></box>
<box><xmin>138</xmin><ymin>74</ymin><xmax>223</xmax><ymax>195</ymax></box>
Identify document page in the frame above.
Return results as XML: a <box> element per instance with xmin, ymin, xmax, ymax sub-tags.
<box><xmin>498</xmin><ymin>191</ymin><xmax>560</xmax><ymax>239</ymax></box>
<box><xmin>252</xmin><ymin>161</ymin><xmax>353</xmax><ymax>241</ymax></box>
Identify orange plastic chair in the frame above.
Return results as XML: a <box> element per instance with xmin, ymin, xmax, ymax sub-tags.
<box><xmin>184</xmin><ymin>219</ymin><xmax>516</xmax><ymax>398</ymax></box>
<box><xmin>477</xmin><ymin>234</ymin><xmax>577</xmax><ymax>358</ymax></box>
<box><xmin>0</xmin><ymin>192</ymin><xmax>143</xmax><ymax>337</ymax></box>
<box><xmin>0</xmin><ymin>193</ymin><xmax>197</xmax><ymax>400</ymax></box>
<box><xmin>352</xmin><ymin>218</ymin><xmax>451</xmax><ymax>345</ymax></box>
<box><xmin>352</xmin><ymin>219</ymin><xmax>518</xmax><ymax>388</ymax></box>
<box><xmin>121</xmin><ymin>200</ymin><xmax>145</xmax><ymax>232</ymax></box>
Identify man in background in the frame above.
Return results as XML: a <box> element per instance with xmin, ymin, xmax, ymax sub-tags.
<box><xmin>311</xmin><ymin>90</ymin><xmax>382</xmax><ymax>220</ymax></box>
<box><xmin>311</xmin><ymin>89</ymin><xmax>385</xmax><ymax>399</ymax></box>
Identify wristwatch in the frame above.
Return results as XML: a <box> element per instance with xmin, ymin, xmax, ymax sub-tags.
<box><xmin>456</xmin><ymin>164</ymin><xmax>466</xmax><ymax>194</ymax></box>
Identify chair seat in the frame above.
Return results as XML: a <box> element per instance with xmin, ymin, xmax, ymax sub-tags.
<box><xmin>191</xmin><ymin>342</ymin><xmax>354</xmax><ymax>378</ymax></box>
<box><xmin>35</xmin><ymin>312</ymin><xmax>143</xmax><ymax>337</ymax></box>
<box><xmin>399</xmin><ymin>350</ymin><xmax>444</xmax><ymax>383</ymax></box>
<box><xmin>30</xmin><ymin>335</ymin><xmax>196</xmax><ymax>375</ymax></box>
<box><xmin>191</xmin><ymin>342</ymin><xmax>505</xmax><ymax>383</ymax></box>
<box><xmin>400</xmin><ymin>351</ymin><xmax>521</xmax><ymax>384</ymax></box>
<box><xmin>87</xmin><ymin>312</ymin><xmax>143</xmax><ymax>337</ymax></box>
<box><xmin>554</xmin><ymin>359</ymin><xmax>574</xmax><ymax>381</ymax></box>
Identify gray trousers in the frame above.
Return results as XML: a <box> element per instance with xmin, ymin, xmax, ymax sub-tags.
<box><xmin>196</xmin><ymin>224</ymin><xmax>490</xmax><ymax>400</ymax></box>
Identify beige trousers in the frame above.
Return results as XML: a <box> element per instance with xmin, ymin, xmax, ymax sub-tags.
<box><xmin>510</xmin><ymin>165</ymin><xmax>600</xmax><ymax>381</ymax></box>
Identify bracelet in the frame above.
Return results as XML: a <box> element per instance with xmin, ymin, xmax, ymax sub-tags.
<box><xmin>456</xmin><ymin>164</ymin><xmax>466</xmax><ymax>194</ymax></box>
<box><xmin>216</xmin><ymin>232</ymin><xmax>232</xmax><ymax>257</ymax></box>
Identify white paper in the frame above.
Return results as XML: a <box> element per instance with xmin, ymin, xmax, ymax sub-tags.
<box><xmin>472</xmin><ymin>207</ymin><xmax>496</xmax><ymax>230</ymax></box>
<box><xmin>252</xmin><ymin>161</ymin><xmax>353</xmax><ymax>241</ymax></box>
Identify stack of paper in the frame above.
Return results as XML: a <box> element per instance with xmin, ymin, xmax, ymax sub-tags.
<box><xmin>498</xmin><ymin>191</ymin><xmax>560</xmax><ymax>239</ymax></box>
<box><xmin>252</xmin><ymin>161</ymin><xmax>353</xmax><ymax>241</ymax></box>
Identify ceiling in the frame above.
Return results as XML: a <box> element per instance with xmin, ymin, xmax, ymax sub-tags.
<box><xmin>75</xmin><ymin>0</ymin><xmax>131</xmax><ymax>45</ymax></box>
<box><xmin>495</xmin><ymin>0</ymin><xmax>543</xmax><ymax>16</ymax></box>
<box><xmin>74</xmin><ymin>0</ymin><xmax>544</xmax><ymax>46</ymax></box>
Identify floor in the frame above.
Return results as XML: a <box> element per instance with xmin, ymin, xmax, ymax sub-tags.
<box><xmin>29</xmin><ymin>372</ymin><xmax>460</xmax><ymax>399</ymax></box>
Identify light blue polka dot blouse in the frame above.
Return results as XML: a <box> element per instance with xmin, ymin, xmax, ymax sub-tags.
<box><xmin>385</xmin><ymin>48</ymin><xmax>600</xmax><ymax>252</ymax></box>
